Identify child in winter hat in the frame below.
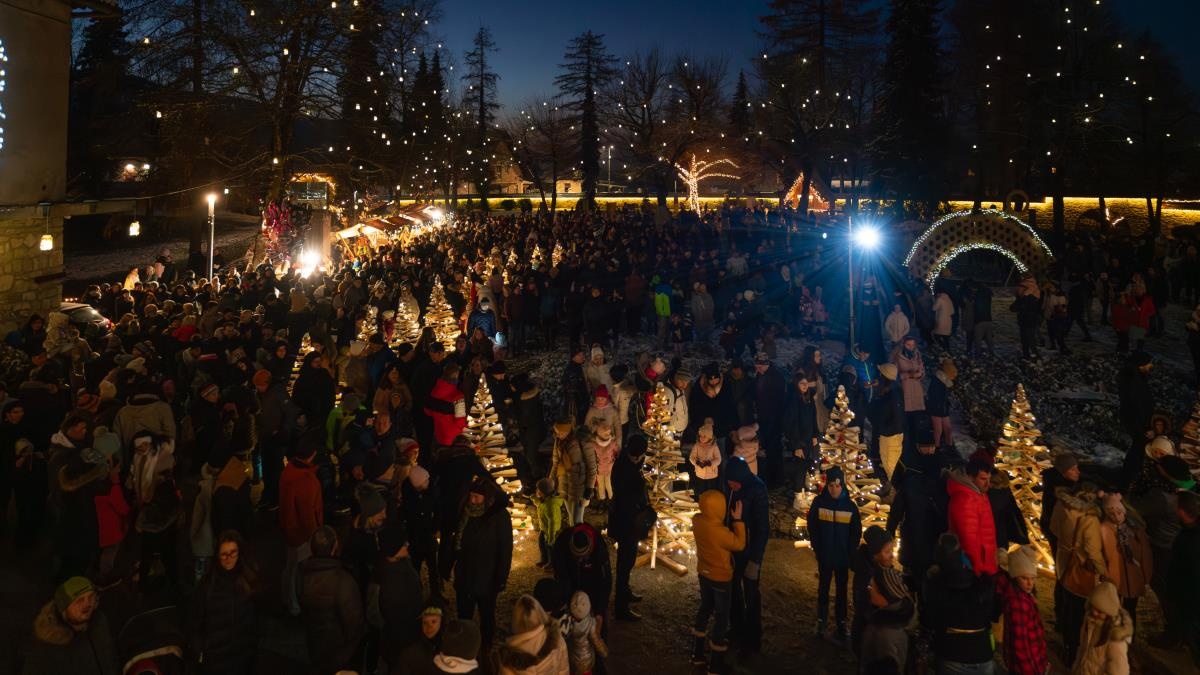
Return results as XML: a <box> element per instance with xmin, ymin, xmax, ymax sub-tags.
<box><xmin>434</xmin><ymin>619</ymin><xmax>481</xmax><ymax>673</ymax></box>
<box><xmin>690</xmin><ymin>418</ymin><xmax>722</xmax><ymax>497</ymax></box>
<box><xmin>733</xmin><ymin>424</ymin><xmax>761</xmax><ymax>476</ymax></box>
<box><xmin>533</xmin><ymin>478</ymin><xmax>564</xmax><ymax>569</ymax></box>
<box><xmin>566</xmin><ymin>591</ymin><xmax>608</xmax><ymax>675</ymax></box>
<box><xmin>995</xmin><ymin>544</ymin><xmax>1049</xmax><ymax>675</ymax></box>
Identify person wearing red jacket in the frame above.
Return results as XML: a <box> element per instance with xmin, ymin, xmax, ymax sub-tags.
<box><xmin>279</xmin><ymin>435</ymin><xmax>324</xmax><ymax>616</ymax></box>
<box><xmin>945</xmin><ymin>454</ymin><xmax>998</xmax><ymax>575</ymax></box>
<box><xmin>425</xmin><ymin>362</ymin><xmax>467</xmax><ymax>448</ymax></box>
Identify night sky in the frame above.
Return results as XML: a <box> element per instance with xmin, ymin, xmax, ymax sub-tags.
<box><xmin>437</xmin><ymin>0</ymin><xmax>1200</xmax><ymax>112</ymax></box>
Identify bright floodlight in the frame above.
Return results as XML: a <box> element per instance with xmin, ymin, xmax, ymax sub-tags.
<box><xmin>298</xmin><ymin>249</ymin><xmax>321</xmax><ymax>278</ymax></box>
<box><xmin>206</xmin><ymin>193</ymin><xmax>218</xmax><ymax>207</ymax></box>
<box><xmin>428</xmin><ymin>207</ymin><xmax>444</xmax><ymax>221</ymax></box>
<box><xmin>854</xmin><ymin>226</ymin><xmax>881</xmax><ymax>250</ymax></box>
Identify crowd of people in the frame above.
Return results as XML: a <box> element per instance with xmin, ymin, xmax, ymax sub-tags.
<box><xmin>1</xmin><ymin>201</ymin><xmax>1199</xmax><ymax>675</ymax></box>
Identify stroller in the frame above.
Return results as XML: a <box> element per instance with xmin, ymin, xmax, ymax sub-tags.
<box><xmin>117</xmin><ymin>606</ymin><xmax>187</xmax><ymax>675</ymax></box>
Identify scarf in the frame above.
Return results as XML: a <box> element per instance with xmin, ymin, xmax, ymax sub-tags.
<box><xmin>432</xmin><ymin>654</ymin><xmax>478</xmax><ymax>673</ymax></box>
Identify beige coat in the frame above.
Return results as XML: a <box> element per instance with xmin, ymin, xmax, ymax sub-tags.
<box><xmin>1071</xmin><ymin>610</ymin><xmax>1132</xmax><ymax>675</ymax></box>
<box><xmin>890</xmin><ymin>348</ymin><xmax>926</xmax><ymax>412</ymax></box>
<box><xmin>494</xmin><ymin>622</ymin><xmax>570</xmax><ymax>675</ymax></box>
<box><xmin>1100</xmin><ymin>519</ymin><xmax>1154</xmax><ymax>599</ymax></box>
<box><xmin>1050</xmin><ymin>489</ymin><xmax>1106</xmax><ymax>598</ymax></box>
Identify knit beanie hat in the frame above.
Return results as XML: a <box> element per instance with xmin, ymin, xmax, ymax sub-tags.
<box><xmin>1053</xmin><ymin>452</ymin><xmax>1079</xmax><ymax>474</ymax></box>
<box><xmin>570</xmin><ymin>528</ymin><xmax>595</xmax><ymax>558</ymax></box>
<box><xmin>355</xmin><ymin>484</ymin><xmax>386</xmax><ymax>519</ymax></box>
<box><xmin>698</xmin><ymin>418</ymin><xmax>715</xmax><ymax>442</ymax></box>
<box><xmin>98</xmin><ymin>379</ymin><xmax>118</xmax><ymax>400</ymax></box>
<box><xmin>435</xmin><ymin>620</ymin><xmax>481</xmax><ymax>669</ymax></box>
<box><xmin>594</xmin><ymin>384</ymin><xmax>609</xmax><ymax>401</ymax></box>
<box><xmin>1088</xmin><ymin>581</ymin><xmax>1121</xmax><ymax>617</ymax></box>
<box><xmin>408</xmin><ymin>465</ymin><xmax>430</xmax><ymax>490</ymax></box>
<box><xmin>824</xmin><ymin>466</ymin><xmax>844</xmax><ymax>489</ymax></box>
<box><xmin>878</xmin><ymin>363</ymin><xmax>898</xmax><ymax>381</ymax></box>
<box><xmin>569</xmin><ymin>590</ymin><xmax>592</xmax><ymax>621</ymax></box>
<box><xmin>864</xmin><ymin>525</ymin><xmax>893</xmax><ymax>557</ymax></box>
<box><xmin>252</xmin><ymin>369</ymin><xmax>272</xmax><ymax>388</ymax></box>
<box><xmin>93</xmin><ymin>428</ymin><xmax>121</xmax><ymax>459</ymax></box>
<box><xmin>53</xmin><ymin>576</ymin><xmax>95</xmax><ymax>613</ymax></box>
<box><xmin>511</xmin><ymin>594</ymin><xmax>550</xmax><ymax>634</ymax></box>
<box><xmin>1007</xmin><ymin>546</ymin><xmax>1038</xmax><ymax>579</ymax></box>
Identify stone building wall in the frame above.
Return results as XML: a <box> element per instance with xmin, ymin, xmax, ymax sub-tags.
<box><xmin>0</xmin><ymin>207</ymin><xmax>64</xmax><ymax>333</ymax></box>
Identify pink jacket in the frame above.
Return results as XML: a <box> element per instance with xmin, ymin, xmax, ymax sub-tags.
<box><xmin>588</xmin><ymin>437</ymin><xmax>620</xmax><ymax>477</ymax></box>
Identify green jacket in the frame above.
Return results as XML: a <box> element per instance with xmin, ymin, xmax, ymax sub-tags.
<box><xmin>534</xmin><ymin>493</ymin><xmax>565</xmax><ymax>544</ymax></box>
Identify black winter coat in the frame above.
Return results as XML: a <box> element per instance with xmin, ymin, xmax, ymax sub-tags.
<box><xmin>190</xmin><ymin>568</ymin><xmax>258</xmax><ymax>673</ymax></box>
<box><xmin>23</xmin><ymin>604</ymin><xmax>119</xmax><ymax>675</ymax></box>
<box><xmin>552</xmin><ymin>523</ymin><xmax>613</xmax><ymax>616</ymax></box>
<box><xmin>869</xmin><ymin>385</ymin><xmax>905</xmax><ymax>437</ymax></box>
<box><xmin>987</xmin><ymin>473</ymin><xmax>1029</xmax><ymax>549</ymax></box>
<box><xmin>450</xmin><ymin>498</ymin><xmax>513</xmax><ymax>597</ymax></box>
<box><xmin>292</xmin><ymin>363</ymin><xmax>336</xmax><ymax>427</ymax></box>
<box><xmin>886</xmin><ymin>453</ymin><xmax>948</xmax><ymax>575</ymax></box>
<box><xmin>686</xmin><ymin>384</ymin><xmax>739</xmax><ymax>443</ymax></box>
<box><xmin>401</xmin><ymin>480</ymin><xmax>440</xmax><ymax>559</ymax></box>
<box><xmin>298</xmin><ymin>556</ymin><xmax>364</xmax><ymax>674</ymax></box>
<box><xmin>514</xmin><ymin>387</ymin><xmax>546</xmax><ymax>455</ymax></box>
<box><xmin>379</xmin><ymin>558</ymin><xmax>424</xmax><ymax>667</ymax></box>
<box><xmin>781</xmin><ymin>394</ymin><xmax>819</xmax><ymax>455</ymax></box>
<box><xmin>608</xmin><ymin>452</ymin><xmax>649</xmax><ymax>542</ymax></box>
<box><xmin>920</xmin><ymin>564</ymin><xmax>996</xmax><ymax>665</ymax></box>
<box><xmin>725</xmin><ymin>458</ymin><xmax>769</xmax><ymax>564</ymax></box>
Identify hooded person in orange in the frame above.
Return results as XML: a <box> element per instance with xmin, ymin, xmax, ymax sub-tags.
<box><xmin>690</xmin><ymin>489</ymin><xmax>745</xmax><ymax>674</ymax></box>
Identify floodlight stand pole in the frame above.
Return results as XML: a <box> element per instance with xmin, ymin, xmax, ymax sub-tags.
<box><xmin>848</xmin><ymin>215</ymin><xmax>856</xmax><ymax>351</ymax></box>
<box><xmin>207</xmin><ymin>200</ymin><xmax>216</xmax><ymax>280</ymax></box>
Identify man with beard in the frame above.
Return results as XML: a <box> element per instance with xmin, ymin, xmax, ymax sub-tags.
<box><xmin>23</xmin><ymin>577</ymin><xmax>119</xmax><ymax>674</ymax></box>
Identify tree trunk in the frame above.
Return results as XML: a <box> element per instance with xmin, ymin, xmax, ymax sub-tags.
<box><xmin>1098</xmin><ymin>196</ymin><xmax>1107</xmax><ymax>231</ymax></box>
<box><xmin>798</xmin><ymin>159</ymin><xmax>813</xmax><ymax>220</ymax></box>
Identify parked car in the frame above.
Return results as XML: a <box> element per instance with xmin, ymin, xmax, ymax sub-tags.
<box><xmin>59</xmin><ymin>302</ymin><xmax>112</xmax><ymax>340</ymax></box>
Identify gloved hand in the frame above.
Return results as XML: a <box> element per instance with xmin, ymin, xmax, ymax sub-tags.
<box><xmin>744</xmin><ymin>560</ymin><xmax>760</xmax><ymax>581</ymax></box>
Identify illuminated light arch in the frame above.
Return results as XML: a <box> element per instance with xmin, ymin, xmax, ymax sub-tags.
<box><xmin>904</xmin><ymin>209</ymin><xmax>1054</xmax><ymax>288</ymax></box>
<box><xmin>783</xmin><ymin>171</ymin><xmax>830</xmax><ymax>211</ymax></box>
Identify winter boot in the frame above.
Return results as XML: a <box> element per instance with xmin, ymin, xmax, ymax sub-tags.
<box><xmin>690</xmin><ymin>631</ymin><xmax>707</xmax><ymax>666</ymax></box>
<box><xmin>706</xmin><ymin>642</ymin><xmax>729</xmax><ymax>675</ymax></box>
<box><xmin>835</xmin><ymin>621</ymin><xmax>850</xmax><ymax>646</ymax></box>
<box><xmin>814</xmin><ymin>618</ymin><xmax>826</xmax><ymax>637</ymax></box>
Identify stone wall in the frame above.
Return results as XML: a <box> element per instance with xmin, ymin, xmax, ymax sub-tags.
<box><xmin>0</xmin><ymin>208</ymin><xmax>64</xmax><ymax>333</ymax></box>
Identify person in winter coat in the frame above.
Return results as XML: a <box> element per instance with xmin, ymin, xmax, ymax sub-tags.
<box><xmin>925</xmin><ymin>358</ymin><xmax>956</xmax><ymax>448</ymax></box>
<box><xmin>533</xmin><ymin>478</ymin><xmax>565</xmax><ymax>569</ymax></box>
<box><xmin>582</xmin><ymin>346</ymin><xmax>613</xmax><ymax>397</ymax></box>
<box><xmin>807</xmin><ymin>467</ymin><xmax>861</xmax><ymax>642</ymax></box>
<box><xmin>920</xmin><ymin>533</ymin><xmax>996</xmax><ymax>672</ymax></box>
<box><xmin>113</xmin><ymin>385</ymin><xmax>177</xmax><ymax>454</ymax></box>
<box><xmin>585</xmin><ymin>422</ymin><xmax>619</xmax><ymax>505</ymax></box>
<box><xmin>1011</xmin><ymin>275</ymin><xmax>1043</xmax><ymax>359</ymax></box>
<box><xmin>889</xmin><ymin>337</ymin><xmax>926</xmax><ymax>415</ymax></box>
<box><xmin>860</xmin><ymin>561</ymin><xmax>915</xmax><ymax>672</ymax></box>
<box><xmin>378</xmin><ymin>524</ymin><xmax>425</xmax><ymax>673</ymax></box>
<box><xmin>435</xmin><ymin>618</ymin><xmax>482</xmax><ymax>674</ymax></box>
<box><xmin>988</xmin><ymin>468</ymin><xmax>1030</xmax><ymax>552</ymax></box>
<box><xmin>609</xmin><ymin>435</ymin><xmax>650</xmax><ymax>621</ymax></box>
<box><xmin>690</xmin><ymin>489</ymin><xmax>746</xmax><ymax>673</ymax></box>
<box><xmin>1099</xmin><ymin>493</ymin><xmax>1154</xmax><ymax>628</ymax></box>
<box><xmin>752</xmin><ymin>354</ymin><xmax>786</xmax><ymax>486</ymax></box>
<box><xmin>565</xmin><ymin>591</ymin><xmax>607</xmax><ymax>675</ymax></box>
<box><xmin>91</xmin><ymin>430</ymin><xmax>129</xmax><ymax>581</ymax></box>
<box><xmin>945</xmin><ymin>456</ymin><xmax>998</xmax><ymax>575</ymax></box>
<box><xmin>511</xmin><ymin>374</ymin><xmax>547</xmax><ymax>482</ymax></box>
<box><xmin>551</xmin><ymin>419</ymin><xmax>596</xmax><ymax>526</ymax></box>
<box><xmin>22</xmin><ymin>576</ymin><xmax>119</xmax><ymax>675</ymax></box>
<box><xmin>551</xmin><ymin>522</ymin><xmax>613</xmax><ymax>628</ymax></box>
<box><xmin>724</xmin><ymin>456</ymin><xmax>769</xmax><ymax>655</ymax></box>
<box><xmin>871</xmin><ymin>364</ymin><xmax>906</xmax><ymax>482</ymax></box>
<box><xmin>932</xmin><ymin>287</ymin><xmax>955</xmax><ymax>350</ymax></box>
<box><xmin>1051</xmin><ymin>484</ymin><xmax>1106</xmax><ymax>663</ymax></box>
<box><xmin>279</xmin><ymin>436</ymin><xmax>324</xmax><ymax>616</ymax></box>
<box><xmin>781</xmin><ymin>375</ymin><xmax>820</xmax><ymax>492</ymax></box>
<box><xmin>399</xmin><ymin>464</ymin><xmax>440</xmax><ymax>597</ymax></box>
<box><xmin>1166</xmin><ymin>491</ymin><xmax>1200</xmax><ymax>661</ymax></box>
<box><xmin>1042</xmin><ymin>452</ymin><xmax>1082</xmax><ymax>557</ymax></box>
<box><xmin>582</xmin><ymin>386</ymin><xmax>620</xmax><ymax>445</ymax></box>
<box><xmin>994</xmin><ymin>546</ymin><xmax>1050</xmax><ymax>675</ymax></box>
<box><xmin>190</xmin><ymin>530</ymin><xmax>259</xmax><ymax>675</ymax></box>
<box><xmin>686</xmin><ymin>363</ymin><xmax>739</xmax><ymax>445</ymax></box>
<box><xmin>209</xmin><ymin>445</ymin><xmax>252</xmax><ymax>538</ymax></box>
<box><xmin>492</xmin><ymin>594</ymin><xmax>569</xmax><ymax>675</ymax></box>
<box><xmin>886</xmin><ymin>431</ymin><xmax>948</xmax><ymax>585</ymax></box>
<box><xmin>292</xmin><ymin>351</ymin><xmax>337</xmax><ymax>431</ymax></box>
<box><xmin>192</xmin><ymin>459</ymin><xmax>219</xmax><ymax>582</ymax></box>
<box><xmin>884</xmin><ymin>304</ymin><xmax>910</xmax><ymax>350</ymax></box>
<box><xmin>53</xmin><ymin>426</ymin><xmax>110</xmax><ymax>578</ymax></box>
<box><xmin>426</xmin><ymin>362</ymin><xmax>467</xmax><ymax>448</ymax></box>
<box><xmin>1071</xmin><ymin>582</ymin><xmax>1133</xmax><ymax>675</ymax></box>
<box><xmin>731</xmin><ymin>424</ymin><xmax>762</xmax><ymax>476</ymax></box>
<box><xmin>1118</xmin><ymin>351</ymin><xmax>1155</xmax><ymax>488</ymax></box>
<box><xmin>299</xmin><ymin>526</ymin><xmax>364</xmax><ymax>673</ymax></box>
<box><xmin>450</xmin><ymin>477</ymin><xmax>513</xmax><ymax>649</ymax></box>
<box><xmin>396</xmin><ymin>603</ymin><xmax>445</xmax><ymax>675</ymax></box>
<box><xmin>690</xmin><ymin>419</ymin><xmax>722</xmax><ymax>498</ymax></box>
<box><xmin>562</xmin><ymin>348</ymin><xmax>590</xmax><ymax>424</ymax></box>
<box><xmin>851</xmin><ymin>527</ymin><xmax>894</xmax><ymax>654</ymax></box>
<box><xmin>467</xmin><ymin>298</ymin><xmax>499</xmax><ymax>341</ymax></box>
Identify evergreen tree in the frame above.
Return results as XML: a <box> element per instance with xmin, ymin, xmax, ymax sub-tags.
<box><xmin>556</xmin><ymin>31</ymin><xmax>618</xmax><ymax>212</ymax></box>
<box><xmin>870</xmin><ymin>0</ymin><xmax>947</xmax><ymax>211</ymax></box>
<box><xmin>340</xmin><ymin>0</ymin><xmax>393</xmax><ymax>202</ymax></box>
<box><xmin>729</xmin><ymin>70</ymin><xmax>751</xmax><ymax>138</ymax></box>
<box><xmin>70</xmin><ymin>16</ymin><xmax>136</xmax><ymax>196</ymax></box>
<box><xmin>462</xmin><ymin>27</ymin><xmax>499</xmax><ymax>211</ymax></box>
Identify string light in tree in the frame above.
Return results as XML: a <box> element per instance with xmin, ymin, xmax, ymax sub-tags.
<box><xmin>673</xmin><ymin>153</ymin><xmax>739</xmax><ymax>212</ymax></box>
<box><xmin>0</xmin><ymin>38</ymin><xmax>7</xmax><ymax>151</ymax></box>
<box><xmin>422</xmin><ymin>275</ymin><xmax>460</xmax><ymax>351</ymax></box>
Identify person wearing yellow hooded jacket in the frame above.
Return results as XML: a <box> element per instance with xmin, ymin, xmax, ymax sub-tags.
<box><xmin>690</xmin><ymin>489</ymin><xmax>745</xmax><ymax>675</ymax></box>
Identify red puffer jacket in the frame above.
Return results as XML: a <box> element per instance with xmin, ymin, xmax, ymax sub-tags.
<box><xmin>946</xmin><ymin>471</ymin><xmax>998</xmax><ymax>575</ymax></box>
<box><xmin>425</xmin><ymin>378</ymin><xmax>467</xmax><ymax>447</ymax></box>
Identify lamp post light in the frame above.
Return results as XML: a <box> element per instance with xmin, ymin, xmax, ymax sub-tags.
<box><xmin>847</xmin><ymin>217</ymin><xmax>881</xmax><ymax>351</ymax></box>
<box><xmin>206</xmin><ymin>193</ymin><xmax>218</xmax><ymax>279</ymax></box>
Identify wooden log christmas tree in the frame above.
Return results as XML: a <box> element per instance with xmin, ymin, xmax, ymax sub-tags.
<box><xmin>467</xmin><ymin>377</ymin><xmax>534</xmax><ymax>541</ymax></box>
<box><xmin>423</xmin><ymin>276</ymin><xmax>460</xmax><ymax>351</ymax></box>
<box><xmin>993</xmin><ymin>383</ymin><xmax>1056</xmax><ymax>573</ymax></box>
<box><xmin>637</xmin><ymin>382</ymin><xmax>698</xmax><ymax>574</ymax></box>
<box><xmin>392</xmin><ymin>287</ymin><xmax>423</xmax><ymax>347</ymax></box>
<box><xmin>793</xmin><ymin>385</ymin><xmax>888</xmax><ymax>547</ymax></box>
<box><xmin>357</xmin><ymin>304</ymin><xmax>378</xmax><ymax>343</ymax></box>
<box><xmin>1178</xmin><ymin>402</ymin><xmax>1200</xmax><ymax>475</ymax></box>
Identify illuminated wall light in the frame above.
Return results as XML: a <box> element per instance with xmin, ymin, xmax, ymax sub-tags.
<box><xmin>39</xmin><ymin>234</ymin><xmax>53</xmax><ymax>251</ymax></box>
<box><xmin>128</xmin><ymin>220</ymin><xmax>141</xmax><ymax>237</ymax></box>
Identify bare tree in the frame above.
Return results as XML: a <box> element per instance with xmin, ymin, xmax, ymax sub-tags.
<box><xmin>507</xmin><ymin>98</ymin><xmax>572</xmax><ymax>213</ymax></box>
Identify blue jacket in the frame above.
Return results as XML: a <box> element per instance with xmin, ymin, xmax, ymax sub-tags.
<box><xmin>725</xmin><ymin>457</ymin><xmax>769</xmax><ymax>564</ymax></box>
<box><xmin>467</xmin><ymin>308</ymin><xmax>498</xmax><ymax>339</ymax></box>
<box><xmin>807</xmin><ymin>487</ymin><xmax>862</xmax><ymax>569</ymax></box>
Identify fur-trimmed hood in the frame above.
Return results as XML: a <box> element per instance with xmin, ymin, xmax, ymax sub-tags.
<box><xmin>493</xmin><ymin>621</ymin><xmax>566</xmax><ymax>673</ymax></box>
<box><xmin>32</xmin><ymin>602</ymin><xmax>74</xmax><ymax>646</ymax></box>
<box><xmin>1056</xmin><ymin>486</ymin><xmax>1101</xmax><ymax>517</ymax></box>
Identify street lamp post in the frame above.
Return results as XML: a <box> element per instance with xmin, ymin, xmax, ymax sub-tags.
<box><xmin>206</xmin><ymin>193</ymin><xmax>218</xmax><ymax>279</ymax></box>
<box><xmin>847</xmin><ymin>217</ymin><xmax>881</xmax><ymax>352</ymax></box>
